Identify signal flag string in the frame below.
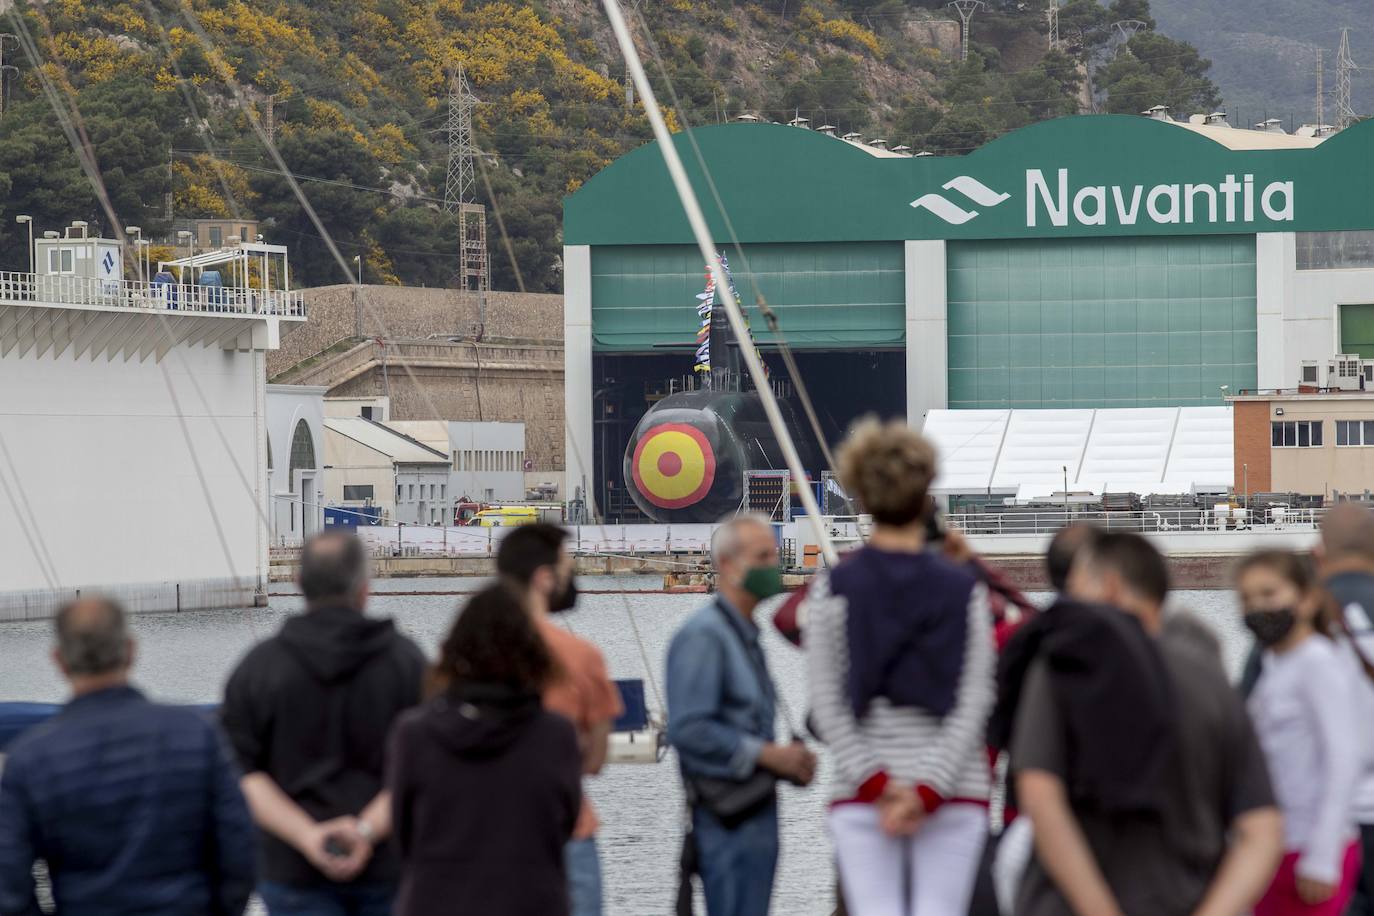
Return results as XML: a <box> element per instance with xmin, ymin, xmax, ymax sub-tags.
<box><xmin>602</xmin><ymin>0</ymin><xmax>839</xmax><ymax>566</ymax></box>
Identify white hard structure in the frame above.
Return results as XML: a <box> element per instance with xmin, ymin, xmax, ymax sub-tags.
<box><xmin>0</xmin><ymin>241</ymin><xmax>305</xmax><ymax>620</ymax></box>
<box><xmin>266</xmin><ymin>384</ymin><xmax>327</xmax><ymax>546</ymax></box>
<box><xmin>922</xmin><ymin>405</ymin><xmax>1234</xmax><ymax>499</ymax></box>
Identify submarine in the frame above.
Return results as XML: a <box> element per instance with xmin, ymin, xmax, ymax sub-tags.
<box><xmin>622</xmin><ymin>266</ymin><xmax>815</xmax><ymax>523</ymax></box>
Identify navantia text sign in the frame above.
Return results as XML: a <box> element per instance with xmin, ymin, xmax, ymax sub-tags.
<box><xmin>913</xmin><ymin>169</ymin><xmax>1293</xmax><ymax>230</ymax></box>
<box><xmin>565</xmin><ymin>115</ymin><xmax>1374</xmax><ymax>246</ymax></box>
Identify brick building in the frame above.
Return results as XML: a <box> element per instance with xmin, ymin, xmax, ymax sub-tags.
<box><xmin>1230</xmin><ymin>381</ymin><xmax>1374</xmax><ymax>500</ymax></box>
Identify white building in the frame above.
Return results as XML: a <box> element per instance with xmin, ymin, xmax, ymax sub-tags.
<box><xmin>388</xmin><ymin>420</ymin><xmax>528</xmax><ymax>504</ymax></box>
<box><xmin>0</xmin><ymin>223</ymin><xmax>304</xmax><ymax>618</ymax></box>
<box><xmin>266</xmin><ymin>384</ymin><xmax>326</xmax><ymax>545</ymax></box>
<box><xmin>324</xmin><ymin>395</ymin><xmax>390</xmax><ymax>422</ymax></box>
<box><xmin>322</xmin><ymin>417</ymin><xmax>451</xmax><ymax>526</ymax></box>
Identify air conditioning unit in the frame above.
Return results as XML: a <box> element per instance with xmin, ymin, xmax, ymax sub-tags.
<box><xmin>1300</xmin><ymin>361</ymin><xmax>1321</xmax><ymax>386</ymax></box>
<box><xmin>1328</xmin><ymin>354</ymin><xmax>1364</xmax><ymax>391</ymax></box>
<box><xmin>1363</xmin><ymin>360</ymin><xmax>1374</xmax><ymax>386</ymax></box>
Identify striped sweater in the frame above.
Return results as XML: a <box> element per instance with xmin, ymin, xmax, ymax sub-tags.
<box><xmin>804</xmin><ymin>562</ymin><xmax>995</xmax><ymax>806</ymax></box>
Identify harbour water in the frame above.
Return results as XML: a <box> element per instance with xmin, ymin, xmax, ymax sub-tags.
<box><xmin>0</xmin><ymin>577</ymin><xmax>1252</xmax><ymax>915</ymax></box>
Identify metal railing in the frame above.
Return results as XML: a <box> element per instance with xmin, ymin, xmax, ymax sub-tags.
<box><xmin>0</xmin><ymin>271</ymin><xmax>305</xmax><ymax>317</ymax></box>
<box><xmin>950</xmin><ymin>506</ymin><xmax>1326</xmax><ymax>536</ymax></box>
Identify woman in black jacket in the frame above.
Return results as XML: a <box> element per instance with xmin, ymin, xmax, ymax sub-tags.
<box><xmin>387</xmin><ymin>584</ymin><xmax>582</xmax><ymax>916</ymax></box>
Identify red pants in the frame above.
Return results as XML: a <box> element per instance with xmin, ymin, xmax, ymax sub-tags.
<box><xmin>1254</xmin><ymin>842</ymin><xmax>1361</xmax><ymax>916</ymax></box>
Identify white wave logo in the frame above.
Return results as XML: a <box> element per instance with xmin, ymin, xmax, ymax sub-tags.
<box><xmin>910</xmin><ymin>176</ymin><xmax>1010</xmax><ymax>225</ymax></box>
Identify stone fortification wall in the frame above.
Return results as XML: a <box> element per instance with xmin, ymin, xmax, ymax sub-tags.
<box><xmin>270</xmin><ymin>285</ymin><xmax>566</xmax><ymax>472</ymax></box>
<box><xmin>270</xmin><ymin>285</ymin><xmax>563</xmax><ymax>378</ymax></box>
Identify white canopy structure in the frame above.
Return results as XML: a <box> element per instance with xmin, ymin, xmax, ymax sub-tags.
<box><xmin>923</xmin><ymin>406</ymin><xmax>1234</xmax><ymax>499</ymax></box>
<box><xmin>159</xmin><ymin>241</ymin><xmax>291</xmax><ymax>292</ymax></box>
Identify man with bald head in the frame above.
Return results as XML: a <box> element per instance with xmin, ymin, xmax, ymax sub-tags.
<box><xmin>0</xmin><ymin>597</ymin><xmax>256</xmax><ymax>914</ymax></box>
<box><xmin>1316</xmin><ymin>504</ymin><xmax>1374</xmax><ymax>916</ymax></box>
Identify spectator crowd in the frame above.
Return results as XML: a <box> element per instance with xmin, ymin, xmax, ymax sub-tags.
<box><xmin>4</xmin><ymin>418</ymin><xmax>1374</xmax><ymax>916</ymax></box>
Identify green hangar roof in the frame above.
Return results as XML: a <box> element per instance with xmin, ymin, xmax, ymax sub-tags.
<box><xmin>564</xmin><ymin>115</ymin><xmax>1374</xmax><ymax>246</ymax></box>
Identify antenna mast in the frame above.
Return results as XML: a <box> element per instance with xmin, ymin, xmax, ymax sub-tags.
<box><xmin>444</xmin><ymin>66</ymin><xmax>489</xmax><ymax>305</ymax></box>
<box><xmin>1337</xmin><ymin>28</ymin><xmax>1358</xmax><ymax>130</ymax></box>
<box><xmin>947</xmin><ymin>0</ymin><xmax>984</xmax><ymax>62</ymax></box>
<box><xmin>1046</xmin><ymin>0</ymin><xmax>1059</xmax><ymax>51</ymax></box>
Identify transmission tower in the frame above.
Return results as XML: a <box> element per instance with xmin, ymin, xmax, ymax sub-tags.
<box><xmin>1111</xmin><ymin>19</ymin><xmax>1148</xmax><ymax>56</ymax></box>
<box><xmin>1046</xmin><ymin>0</ymin><xmax>1060</xmax><ymax>51</ymax></box>
<box><xmin>444</xmin><ymin>66</ymin><xmax>489</xmax><ymax>299</ymax></box>
<box><xmin>947</xmin><ymin>0</ymin><xmax>984</xmax><ymax>62</ymax></box>
<box><xmin>0</xmin><ymin>34</ymin><xmax>15</xmax><ymax>118</ymax></box>
<box><xmin>1317</xmin><ymin>48</ymin><xmax>1325</xmax><ymax>129</ymax></box>
<box><xmin>1337</xmin><ymin>27</ymin><xmax>1358</xmax><ymax>130</ymax></box>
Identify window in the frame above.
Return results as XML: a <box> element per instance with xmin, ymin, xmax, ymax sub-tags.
<box><xmin>408</xmin><ymin>484</ymin><xmax>415</xmax><ymax>500</ymax></box>
<box><xmin>1298</xmin><ymin>231</ymin><xmax>1374</xmax><ymax>270</ymax></box>
<box><xmin>48</xmin><ymin>249</ymin><xmax>59</xmax><ymax>273</ymax></box>
<box><xmin>60</xmin><ymin>249</ymin><xmax>74</xmax><ymax>273</ymax></box>
<box><xmin>1272</xmin><ymin>420</ymin><xmax>1323</xmax><ymax>448</ymax></box>
<box><xmin>209</xmin><ymin>226</ymin><xmax>223</xmax><ymax>247</ymax></box>
<box><xmin>1336</xmin><ymin>420</ymin><xmax>1374</xmax><ymax>446</ymax></box>
<box><xmin>361</xmin><ymin>406</ymin><xmax>374</xmax><ymax>420</ymax></box>
<box><xmin>397</xmin><ymin>485</ymin><xmax>403</xmax><ymax>501</ymax></box>
<box><xmin>439</xmin><ymin>484</ymin><xmax>446</xmax><ymax>500</ymax></box>
<box><xmin>289</xmin><ymin>421</ymin><xmax>316</xmax><ymax>491</ymax></box>
<box><xmin>343</xmin><ymin>485</ymin><xmax>374</xmax><ymax>501</ymax></box>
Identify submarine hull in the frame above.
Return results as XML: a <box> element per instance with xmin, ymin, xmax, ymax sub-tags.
<box><xmin>622</xmin><ymin>389</ymin><xmax>815</xmax><ymax>523</ymax></box>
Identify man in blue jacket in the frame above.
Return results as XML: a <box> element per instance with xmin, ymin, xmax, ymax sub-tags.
<box><xmin>666</xmin><ymin>514</ymin><xmax>816</xmax><ymax>916</ymax></box>
<box><xmin>0</xmin><ymin>596</ymin><xmax>256</xmax><ymax>915</ymax></box>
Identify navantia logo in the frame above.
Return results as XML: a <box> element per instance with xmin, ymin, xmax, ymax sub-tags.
<box><xmin>910</xmin><ymin>176</ymin><xmax>1010</xmax><ymax>225</ymax></box>
<box><xmin>910</xmin><ymin>168</ymin><xmax>1297</xmax><ymax>229</ymax></box>
<box><xmin>1026</xmin><ymin>169</ymin><xmax>1294</xmax><ymax>227</ymax></box>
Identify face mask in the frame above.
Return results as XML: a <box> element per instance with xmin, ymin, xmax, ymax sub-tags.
<box><xmin>1244</xmin><ymin>608</ymin><xmax>1297</xmax><ymax>648</ymax></box>
<box><xmin>741</xmin><ymin>565</ymin><xmax>784</xmax><ymax>600</ymax></box>
<box><xmin>549</xmin><ymin>577</ymin><xmax>578</xmax><ymax>614</ymax></box>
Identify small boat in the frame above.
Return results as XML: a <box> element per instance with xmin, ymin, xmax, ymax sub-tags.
<box><xmin>609</xmin><ymin>679</ymin><xmax>666</xmax><ymax>764</ymax></box>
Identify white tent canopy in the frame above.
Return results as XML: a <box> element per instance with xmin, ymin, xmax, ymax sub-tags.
<box><xmin>158</xmin><ymin>241</ymin><xmax>291</xmax><ymax>291</ymax></box>
<box><xmin>923</xmin><ymin>406</ymin><xmax>1233</xmax><ymax>498</ymax></box>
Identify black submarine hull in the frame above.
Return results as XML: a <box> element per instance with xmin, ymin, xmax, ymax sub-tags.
<box><xmin>622</xmin><ymin>389</ymin><xmax>816</xmax><ymax>523</ymax></box>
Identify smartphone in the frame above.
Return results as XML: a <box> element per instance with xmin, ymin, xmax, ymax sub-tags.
<box><xmin>924</xmin><ymin>500</ymin><xmax>948</xmax><ymax>543</ymax></box>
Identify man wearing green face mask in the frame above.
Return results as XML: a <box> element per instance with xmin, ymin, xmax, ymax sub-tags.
<box><xmin>666</xmin><ymin>513</ymin><xmax>816</xmax><ymax>916</ymax></box>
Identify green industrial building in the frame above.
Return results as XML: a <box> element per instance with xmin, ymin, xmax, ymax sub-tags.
<box><xmin>563</xmin><ymin>114</ymin><xmax>1374</xmax><ymax>517</ymax></box>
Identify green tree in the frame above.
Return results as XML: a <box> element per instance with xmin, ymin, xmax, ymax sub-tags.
<box><xmin>250</xmin><ymin>128</ymin><xmax>384</xmax><ymax>287</ymax></box>
<box><xmin>769</xmin><ymin>54</ymin><xmax>873</xmax><ymax>129</ymax></box>
<box><xmin>1097</xmin><ymin>31</ymin><xmax>1221</xmax><ymax>115</ymax></box>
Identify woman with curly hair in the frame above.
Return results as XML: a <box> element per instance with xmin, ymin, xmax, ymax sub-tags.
<box><xmin>803</xmin><ymin>417</ymin><xmax>995</xmax><ymax>916</ymax></box>
<box><xmin>387</xmin><ymin>584</ymin><xmax>582</xmax><ymax>916</ymax></box>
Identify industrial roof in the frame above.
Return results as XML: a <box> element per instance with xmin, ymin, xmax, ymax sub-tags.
<box><xmin>385</xmin><ymin>420</ymin><xmax>451</xmax><ymax>455</ymax></box>
<box><xmin>1173</xmin><ymin>121</ymin><xmax>1326</xmax><ymax>150</ymax></box>
<box><xmin>923</xmin><ymin>406</ymin><xmax>1233</xmax><ymax>498</ymax></box>
<box><xmin>323</xmin><ymin>418</ymin><xmax>449</xmax><ymax>464</ymax></box>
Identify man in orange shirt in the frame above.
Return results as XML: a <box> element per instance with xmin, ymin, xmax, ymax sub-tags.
<box><xmin>498</xmin><ymin>524</ymin><xmax>623</xmax><ymax>916</ymax></box>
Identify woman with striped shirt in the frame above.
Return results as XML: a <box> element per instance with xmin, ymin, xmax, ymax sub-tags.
<box><xmin>804</xmin><ymin>418</ymin><xmax>995</xmax><ymax>916</ymax></box>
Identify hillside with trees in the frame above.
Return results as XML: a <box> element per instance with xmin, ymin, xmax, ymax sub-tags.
<box><xmin>0</xmin><ymin>0</ymin><xmax>1220</xmax><ymax>292</ymax></box>
<box><xmin>1150</xmin><ymin>0</ymin><xmax>1372</xmax><ymax>127</ymax></box>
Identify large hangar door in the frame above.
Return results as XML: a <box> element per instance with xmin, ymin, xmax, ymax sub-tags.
<box><xmin>588</xmin><ymin>241</ymin><xmax>908</xmax><ymax>521</ymax></box>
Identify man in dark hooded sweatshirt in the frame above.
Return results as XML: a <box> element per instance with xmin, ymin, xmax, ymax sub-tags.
<box><xmin>222</xmin><ymin>531</ymin><xmax>426</xmax><ymax>915</ymax></box>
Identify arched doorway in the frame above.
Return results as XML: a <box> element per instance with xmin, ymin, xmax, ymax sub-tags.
<box><xmin>289</xmin><ymin>419</ymin><xmax>317</xmax><ymax>535</ymax></box>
